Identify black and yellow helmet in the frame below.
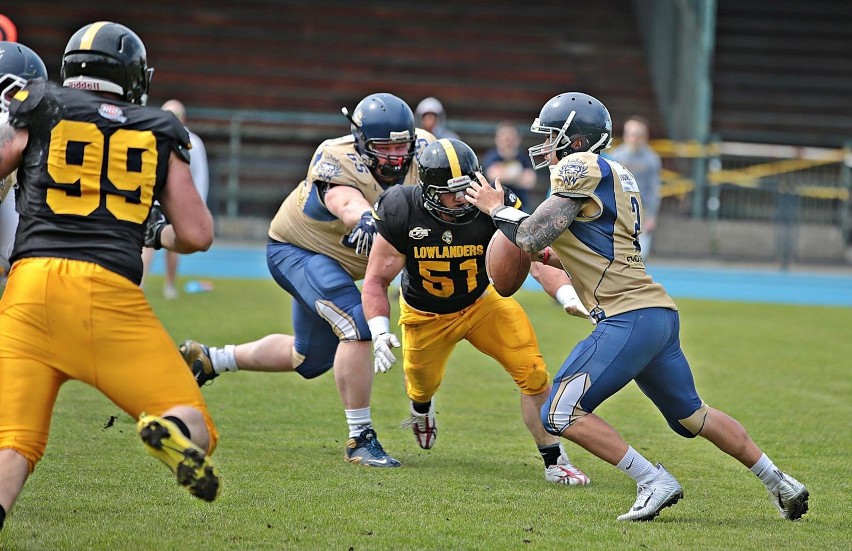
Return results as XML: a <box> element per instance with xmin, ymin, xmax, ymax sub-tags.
<box><xmin>418</xmin><ymin>138</ymin><xmax>481</xmax><ymax>221</ymax></box>
<box><xmin>61</xmin><ymin>21</ymin><xmax>153</xmax><ymax>105</ymax></box>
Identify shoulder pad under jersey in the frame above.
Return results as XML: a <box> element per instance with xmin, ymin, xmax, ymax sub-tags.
<box><xmin>8</xmin><ymin>77</ymin><xmax>47</xmax><ymax>125</ymax></box>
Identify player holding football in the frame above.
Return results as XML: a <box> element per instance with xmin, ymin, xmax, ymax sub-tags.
<box><xmin>360</xmin><ymin>138</ymin><xmax>590</xmax><ymax>485</ymax></box>
<box><xmin>0</xmin><ymin>21</ymin><xmax>220</xmax><ymax>530</ymax></box>
<box><xmin>180</xmin><ymin>93</ymin><xmax>432</xmax><ymax>467</ymax></box>
<box><xmin>464</xmin><ymin>92</ymin><xmax>809</xmax><ymax>521</ymax></box>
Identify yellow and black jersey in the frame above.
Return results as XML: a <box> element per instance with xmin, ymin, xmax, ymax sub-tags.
<box><xmin>374</xmin><ymin>184</ymin><xmax>518</xmax><ymax>314</ymax></box>
<box><xmin>549</xmin><ymin>151</ymin><xmax>676</xmax><ymax>317</ymax></box>
<box><xmin>268</xmin><ymin>129</ymin><xmax>434</xmax><ymax>280</ymax></box>
<box><xmin>8</xmin><ymin>79</ymin><xmax>190</xmax><ymax>284</ymax></box>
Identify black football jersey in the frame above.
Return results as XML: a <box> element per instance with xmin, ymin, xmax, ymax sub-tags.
<box><xmin>374</xmin><ymin>185</ymin><xmax>518</xmax><ymax>314</ymax></box>
<box><xmin>8</xmin><ymin>79</ymin><xmax>190</xmax><ymax>284</ymax></box>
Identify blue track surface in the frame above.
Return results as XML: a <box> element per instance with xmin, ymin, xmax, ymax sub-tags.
<box><xmin>149</xmin><ymin>244</ymin><xmax>852</xmax><ymax>307</ymax></box>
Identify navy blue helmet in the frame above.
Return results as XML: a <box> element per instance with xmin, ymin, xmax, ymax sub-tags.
<box><xmin>0</xmin><ymin>41</ymin><xmax>47</xmax><ymax>111</ymax></box>
<box><xmin>528</xmin><ymin>92</ymin><xmax>612</xmax><ymax>169</ymax></box>
<box><xmin>343</xmin><ymin>93</ymin><xmax>416</xmax><ymax>181</ymax></box>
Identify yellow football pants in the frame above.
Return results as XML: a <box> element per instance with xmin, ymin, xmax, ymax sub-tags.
<box><xmin>399</xmin><ymin>286</ymin><xmax>549</xmax><ymax>403</ymax></box>
<box><xmin>0</xmin><ymin>258</ymin><xmax>217</xmax><ymax>470</ymax></box>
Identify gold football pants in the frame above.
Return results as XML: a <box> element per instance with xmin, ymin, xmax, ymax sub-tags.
<box><xmin>0</xmin><ymin>258</ymin><xmax>217</xmax><ymax>469</ymax></box>
<box><xmin>398</xmin><ymin>286</ymin><xmax>549</xmax><ymax>403</ymax></box>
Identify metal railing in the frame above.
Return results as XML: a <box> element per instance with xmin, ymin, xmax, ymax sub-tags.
<box><xmin>187</xmin><ymin>108</ymin><xmax>852</xmax><ymax>265</ymax></box>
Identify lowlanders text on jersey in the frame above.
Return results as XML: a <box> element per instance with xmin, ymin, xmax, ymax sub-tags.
<box><xmin>413</xmin><ymin>245</ymin><xmax>485</xmax><ymax>259</ymax></box>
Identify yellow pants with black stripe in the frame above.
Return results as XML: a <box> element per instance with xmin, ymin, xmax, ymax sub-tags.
<box><xmin>0</xmin><ymin>258</ymin><xmax>217</xmax><ymax>470</ymax></box>
<box><xmin>399</xmin><ymin>286</ymin><xmax>549</xmax><ymax>403</ymax></box>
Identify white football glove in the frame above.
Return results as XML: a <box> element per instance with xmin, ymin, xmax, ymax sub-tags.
<box><xmin>372</xmin><ymin>332</ymin><xmax>400</xmax><ymax>373</ymax></box>
<box><xmin>556</xmin><ymin>285</ymin><xmax>595</xmax><ymax>324</ymax></box>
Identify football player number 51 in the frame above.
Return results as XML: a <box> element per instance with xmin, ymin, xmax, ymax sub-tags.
<box><xmin>46</xmin><ymin>120</ymin><xmax>156</xmax><ymax>223</ymax></box>
<box><xmin>419</xmin><ymin>259</ymin><xmax>478</xmax><ymax>298</ymax></box>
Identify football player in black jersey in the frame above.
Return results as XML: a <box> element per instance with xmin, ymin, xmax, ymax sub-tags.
<box><xmin>361</xmin><ymin>138</ymin><xmax>590</xmax><ymax>485</ymax></box>
<box><xmin>0</xmin><ymin>22</ymin><xmax>220</xmax><ymax>529</ymax></box>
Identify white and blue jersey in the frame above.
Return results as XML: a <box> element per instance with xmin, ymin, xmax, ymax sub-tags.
<box><xmin>542</xmin><ymin>152</ymin><xmax>702</xmax><ymax>438</ymax></box>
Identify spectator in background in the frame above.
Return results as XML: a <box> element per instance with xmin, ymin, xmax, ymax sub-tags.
<box><xmin>141</xmin><ymin>99</ymin><xmax>209</xmax><ymax>299</ymax></box>
<box><xmin>482</xmin><ymin>121</ymin><xmax>538</xmax><ymax>207</ymax></box>
<box><xmin>415</xmin><ymin>97</ymin><xmax>459</xmax><ymax>140</ymax></box>
<box><xmin>605</xmin><ymin>116</ymin><xmax>661</xmax><ymax>258</ymax></box>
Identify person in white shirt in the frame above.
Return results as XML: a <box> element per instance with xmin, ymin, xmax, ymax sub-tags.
<box><xmin>141</xmin><ymin>99</ymin><xmax>209</xmax><ymax>298</ymax></box>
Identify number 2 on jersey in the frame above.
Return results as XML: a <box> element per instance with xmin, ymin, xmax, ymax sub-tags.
<box><xmin>46</xmin><ymin>120</ymin><xmax>156</xmax><ymax>223</ymax></box>
<box><xmin>629</xmin><ymin>195</ymin><xmax>642</xmax><ymax>252</ymax></box>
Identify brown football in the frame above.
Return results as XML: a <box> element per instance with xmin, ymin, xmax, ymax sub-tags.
<box><xmin>485</xmin><ymin>231</ymin><xmax>531</xmax><ymax>297</ymax></box>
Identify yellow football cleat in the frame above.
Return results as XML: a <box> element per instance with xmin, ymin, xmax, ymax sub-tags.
<box><xmin>137</xmin><ymin>413</ymin><xmax>220</xmax><ymax>501</ymax></box>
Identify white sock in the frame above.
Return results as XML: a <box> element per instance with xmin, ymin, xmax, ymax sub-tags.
<box><xmin>345</xmin><ymin>407</ymin><xmax>372</xmax><ymax>438</ymax></box>
<box><xmin>616</xmin><ymin>446</ymin><xmax>659</xmax><ymax>485</ymax></box>
<box><xmin>209</xmin><ymin>345</ymin><xmax>239</xmax><ymax>374</ymax></box>
<box><xmin>749</xmin><ymin>453</ymin><xmax>782</xmax><ymax>490</ymax></box>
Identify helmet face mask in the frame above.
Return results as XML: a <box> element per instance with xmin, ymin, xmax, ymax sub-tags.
<box><xmin>61</xmin><ymin>21</ymin><xmax>154</xmax><ymax>105</ymax></box>
<box><xmin>528</xmin><ymin>92</ymin><xmax>613</xmax><ymax>169</ymax></box>
<box><xmin>419</xmin><ymin>138</ymin><xmax>481</xmax><ymax>222</ymax></box>
<box><xmin>343</xmin><ymin>93</ymin><xmax>416</xmax><ymax>183</ymax></box>
<box><xmin>365</xmin><ymin>137</ymin><xmax>416</xmax><ymax>180</ymax></box>
<box><xmin>0</xmin><ymin>41</ymin><xmax>47</xmax><ymax>112</ymax></box>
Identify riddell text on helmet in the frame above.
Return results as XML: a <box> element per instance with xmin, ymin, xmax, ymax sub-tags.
<box><xmin>66</xmin><ymin>81</ymin><xmax>103</xmax><ymax>90</ymax></box>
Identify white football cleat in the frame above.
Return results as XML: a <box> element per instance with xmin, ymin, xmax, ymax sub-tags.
<box><xmin>617</xmin><ymin>464</ymin><xmax>683</xmax><ymax>521</ymax></box>
<box><xmin>400</xmin><ymin>401</ymin><xmax>436</xmax><ymax>449</ymax></box>
<box><xmin>768</xmin><ymin>472</ymin><xmax>809</xmax><ymax>520</ymax></box>
<box><xmin>544</xmin><ymin>453</ymin><xmax>590</xmax><ymax>486</ymax></box>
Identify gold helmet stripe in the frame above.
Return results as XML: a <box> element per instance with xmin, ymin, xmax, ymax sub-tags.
<box><xmin>80</xmin><ymin>21</ymin><xmax>109</xmax><ymax>50</ymax></box>
<box><xmin>438</xmin><ymin>138</ymin><xmax>462</xmax><ymax>178</ymax></box>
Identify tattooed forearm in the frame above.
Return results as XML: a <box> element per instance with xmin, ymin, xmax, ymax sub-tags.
<box><xmin>515</xmin><ymin>195</ymin><xmax>585</xmax><ymax>253</ymax></box>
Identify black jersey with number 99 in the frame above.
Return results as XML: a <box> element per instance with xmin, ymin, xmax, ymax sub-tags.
<box><xmin>8</xmin><ymin>79</ymin><xmax>190</xmax><ymax>284</ymax></box>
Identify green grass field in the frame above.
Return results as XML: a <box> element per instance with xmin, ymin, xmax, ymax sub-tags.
<box><xmin>3</xmin><ymin>277</ymin><xmax>851</xmax><ymax>550</ymax></box>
